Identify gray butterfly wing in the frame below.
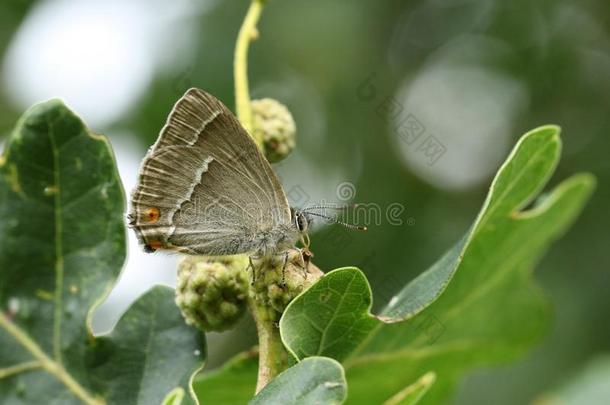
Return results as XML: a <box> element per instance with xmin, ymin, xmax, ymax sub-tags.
<box><xmin>129</xmin><ymin>88</ymin><xmax>293</xmax><ymax>255</ymax></box>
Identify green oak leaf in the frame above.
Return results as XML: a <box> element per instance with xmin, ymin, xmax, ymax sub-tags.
<box><xmin>193</xmin><ymin>354</ymin><xmax>434</xmax><ymax>405</ymax></box>
<box><xmin>193</xmin><ymin>351</ymin><xmax>258</xmax><ymax>405</ymax></box>
<box><xmin>86</xmin><ymin>286</ymin><xmax>204</xmax><ymax>405</ymax></box>
<box><xmin>250</xmin><ymin>357</ymin><xmax>347</xmax><ymax>405</ymax></box>
<box><xmin>280</xmin><ymin>126</ymin><xmax>596</xmax><ymax>404</ymax></box>
<box><xmin>0</xmin><ymin>100</ymin><xmax>204</xmax><ymax>404</ymax></box>
<box><xmin>195</xmin><ymin>354</ymin><xmax>346</xmax><ymax>405</ymax></box>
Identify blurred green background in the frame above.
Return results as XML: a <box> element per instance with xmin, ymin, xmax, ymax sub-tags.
<box><xmin>0</xmin><ymin>0</ymin><xmax>608</xmax><ymax>403</ymax></box>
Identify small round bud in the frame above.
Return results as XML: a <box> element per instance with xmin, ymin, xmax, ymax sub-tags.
<box><xmin>250</xmin><ymin>249</ymin><xmax>323</xmax><ymax>320</ymax></box>
<box><xmin>251</xmin><ymin>98</ymin><xmax>296</xmax><ymax>163</ymax></box>
<box><xmin>175</xmin><ymin>255</ymin><xmax>249</xmax><ymax>332</ymax></box>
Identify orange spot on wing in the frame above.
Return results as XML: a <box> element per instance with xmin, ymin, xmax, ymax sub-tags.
<box><xmin>145</xmin><ymin>239</ymin><xmax>163</xmax><ymax>252</ymax></box>
<box><xmin>150</xmin><ymin>240</ymin><xmax>163</xmax><ymax>249</ymax></box>
<box><xmin>144</xmin><ymin>207</ymin><xmax>160</xmax><ymax>223</ymax></box>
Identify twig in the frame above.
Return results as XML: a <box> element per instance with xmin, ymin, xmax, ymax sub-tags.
<box><xmin>234</xmin><ymin>0</ymin><xmax>265</xmax><ymax>145</ymax></box>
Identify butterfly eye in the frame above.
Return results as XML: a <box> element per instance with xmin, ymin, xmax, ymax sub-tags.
<box><xmin>144</xmin><ymin>207</ymin><xmax>160</xmax><ymax>223</ymax></box>
<box><xmin>296</xmin><ymin>212</ymin><xmax>308</xmax><ymax>232</ymax></box>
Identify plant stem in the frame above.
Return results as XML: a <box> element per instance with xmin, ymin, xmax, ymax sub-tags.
<box><xmin>0</xmin><ymin>312</ymin><xmax>105</xmax><ymax>405</ymax></box>
<box><xmin>248</xmin><ymin>296</ymin><xmax>289</xmax><ymax>393</ymax></box>
<box><xmin>234</xmin><ymin>0</ymin><xmax>265</xmax><ymax>145</ymax></box>
<box><xmin>234</xmin><ymin>0</ymin><xmax>291</xmax><ymax>392</ymax></box>
<box><xmin>246</xmin><ymin>255</ymin><xmax>323</xmax><ymax>393</ymax></box>
<box><xmin>233</xmin><ymin>1</ymin><xmax>324</xmax><ymax>393</ymax></box>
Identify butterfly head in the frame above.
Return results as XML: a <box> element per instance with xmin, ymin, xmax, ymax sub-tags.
<box><xmin>291</xmin><ymin>203</ymin><xmax>368</xmax><ymax>250</ymax></box>
<box><xmin>291</xmin><ymin>208</ymin><xmax>312</xmax><ymax>248</ymax></box>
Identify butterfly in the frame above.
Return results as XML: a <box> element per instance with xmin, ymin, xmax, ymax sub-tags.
<box><xmin>128</xmin><ymin>88</ymin><xmax>314</xmax><ymax>262</ymax></box>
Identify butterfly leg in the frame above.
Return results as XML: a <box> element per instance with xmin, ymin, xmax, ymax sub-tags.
<box><xmin>248</xmin><ymin>255</ymin><xmax>259</xmax><ymax>285</ymax></box>
<box><xmin>280</xmin><ymin>251</ymin><xmax>289</xmax><ymax>286</ymax></box>
<box><xmin>291</xmin><ymin>247</ymin><xmax>311</xmax><ymax>280</ymax></box>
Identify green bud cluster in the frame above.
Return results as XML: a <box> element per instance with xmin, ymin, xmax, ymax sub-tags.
<box><xmin>250</xmin><ymin>249</ymin><xmax>323</xmax><ymax>322</ymax></box>
<box><xmin>175</xmin><ymin>255</ymin><xmax>250</xmax><ymax>332</ymax></box>
<box><xmin>251</xmin><ymin>98</ymin><xmax>296</xmax><ymax>163</ymax></box>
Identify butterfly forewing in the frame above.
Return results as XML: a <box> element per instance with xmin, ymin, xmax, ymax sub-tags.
<box><xmin>130</xmin><ymin>88</ymin><xmax>292</xmax><ymax>255</ymax></box>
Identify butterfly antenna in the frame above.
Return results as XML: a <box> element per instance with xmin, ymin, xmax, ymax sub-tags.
<box><xmin>306</xmin><ymin>211</ymin><xmax>367</xmax><ymax>231</ymax></box>
<box><xmin>304</xmin><ymin>203</ymin><xmax>359</xmax><ymax>211</ymax></box>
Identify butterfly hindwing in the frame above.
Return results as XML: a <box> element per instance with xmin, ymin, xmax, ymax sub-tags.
<box><xmin>130</xmin><ymin>88</ymin><xmax>292</xmax><ymax>255</ymax></box>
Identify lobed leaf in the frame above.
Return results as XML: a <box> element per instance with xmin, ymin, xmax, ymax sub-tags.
<box><xmin>86</xmin><ymin>286</ymin><xmax>204</xmax><ymax>405</ymax></box>
<box><xmin>0</xmin><ymin>100</ymin><xmax>204</xmax><ymax>404</ymax></box>
<box><xmin>279</xmin><ymin>126</ymin><xmax>596</xmax><ymax>404</ymax></box>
